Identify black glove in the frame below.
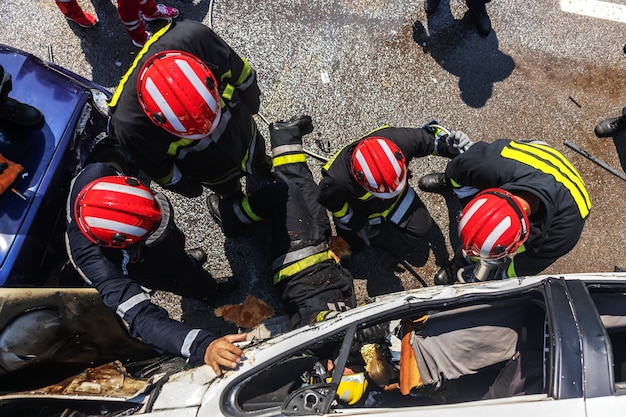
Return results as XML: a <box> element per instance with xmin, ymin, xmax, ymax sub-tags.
<box><xmin>163</xmin><ymin>177</ymin><xmax>203</xmax><ymax>198</ymax></box>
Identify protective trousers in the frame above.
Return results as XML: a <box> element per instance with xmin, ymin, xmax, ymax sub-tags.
<box><xmin>236</xmin><ymin>123</ymin><xmax>356</xmax><ymax>328</ymax></box>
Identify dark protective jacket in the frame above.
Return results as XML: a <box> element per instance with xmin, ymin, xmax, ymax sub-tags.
<box><xmin>65</xmin><ymin>163</ymin><xmax>218</xmax><ymax>366</ymax></box>
<box><xmin>217</xmin><ymin>125</ymin><xmax>356</xmax><ymax>328</ymax></box>
<box><xmin>318</xmin><ymin>126</ymin><xmax>438</xmax><ymax>231</ymax></box>
<box><xmin>109</xmin><ymin>19</ymin><xmax>262</xmax><ymax>189</ymax></box>
<box><xmin>446</xmin><ymin>139</ymin><xmax>591</xmax><ymax>264</ymax></box>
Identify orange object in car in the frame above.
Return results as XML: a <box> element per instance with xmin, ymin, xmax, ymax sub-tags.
<box><xmin>0</xmin><ymin>154</ymin><xmax>23</xmax><ymax>195</ymax></box>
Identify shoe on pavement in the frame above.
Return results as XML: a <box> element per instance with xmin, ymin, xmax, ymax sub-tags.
<box><xmin>594</xmin><ymin>116</ymin><xmax>626</xmax><ymax>138</ymax></box>
<box><xmin>143</xmin><ymin>4</ymin><xmax>179</xmax><ymax>21</ymax></box>
<box><xmin>0</xmin><ymin>97</ymin><xmax>44</xmax><ymax>128</ymax></box>
<box><xmin>132</xmin><ymin>31</ymin><xmax>152</xmax><ymax>48</ymax></box>
<box><xmin>418</xmin><ymin>172</ymin><xmax>449</xmax><ymax>193</ymax></box>
<box><xmin>207</xmin><ymin>193</ymin><xmax>244</xmax><ymax>237</ymax></box>
<box><xmin>469</xmin><ymin>6</ymin><xmax>492</xmax><ymax>36</ymax></box>
<box><xmin>65</xmin><ymin>12</ymin><xmax>98</xmax><ymax>27</ymax></box>
<box><xmin>186</xmin><ymin>247</ymin><xmax>207</xmax><ymax>265</ymax></box>
<box><xmin>56</xmin><ymin>0</ymin><xmax>98</xmax><ymax>27</ymax></box>
<box><xmin>424</xmin><ymin>0</ymin><xmax>440</xmax><ymax>14</ymax></box>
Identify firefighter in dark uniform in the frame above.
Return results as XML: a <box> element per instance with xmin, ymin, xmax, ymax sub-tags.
<box><xmin>317</xmin><ymin>123</ymin><xmax>472</xmax><ymax>251</ymax></box>
<box><xmin>65</xmin><ymin>162</ymin><xmax>243</xmax><ymax>376</ymax></box>
<box><xmin>419</xmin><ymin>139</ymin><xmax>591</xmax><ymax>284</ymax></box>
<box><xmin>108</xmin><ymin>19</ymin><xmax>270</xmax><ymax>202</ymax></box>
<box><xmin>212</xmin><ymin>115</ymin><xmax>356</xmax><ymax>328</ymax></box>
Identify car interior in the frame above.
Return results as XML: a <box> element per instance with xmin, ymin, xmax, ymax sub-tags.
<box><xmin>231</xmin><ymin>295</ymin><xmax>548</xmax><ymax>414</ymax></box>
<box><xmin>589</xmin><ymin>287</ymin><xmax>626</xmax><ymax>387</ymax></box>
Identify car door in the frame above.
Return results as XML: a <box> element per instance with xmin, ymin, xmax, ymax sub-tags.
<box><xmin>568</xmin><ymin>275</ymin><xmax>626</xmax><ymax>417</ymax></box>
<box><xmin>216</xmin><ymin>278</ymin><xmax>588</xmax><ymax>417</ymax></box>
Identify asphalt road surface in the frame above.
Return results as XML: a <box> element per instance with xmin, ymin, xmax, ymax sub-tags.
<box><xmin>2</xmin><ymin>0</ymin><xmax>626</xmax><ymax>335</ymax></box>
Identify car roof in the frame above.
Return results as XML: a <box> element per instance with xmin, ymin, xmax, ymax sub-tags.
<box><xmin>0</xmin><ymin>45</ymin><xmax>94</xmax><ymax>284</ymax></box>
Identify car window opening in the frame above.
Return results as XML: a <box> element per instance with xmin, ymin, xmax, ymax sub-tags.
<box><xmin>233</xmin><ymin>297</ymin><xmax>548</xmax><ymax>413</ymax></box>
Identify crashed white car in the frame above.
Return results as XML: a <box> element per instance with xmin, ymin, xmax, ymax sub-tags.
<box><xmin>2</xmin><ymin>272</ymin><xmax>626</xmax><ymax>416</ymax></box>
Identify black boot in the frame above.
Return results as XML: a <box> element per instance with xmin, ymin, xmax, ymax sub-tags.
<box><xmin>424</xmin><ymin>0</ymin><xmax>440</xmax><ymax>14</ymax></box>
<box><xmin>207</xmin><ymin>193</ymin><xmax>244</xmax><ymax>237</ymax></box>
<box><xmin>418</xmin><ymin>172</ymin><xmax>449</xmax><ymax>193</ymax></box>
<box><xmin>469</xmin><ymin>6</ymin><xmax>491</xmax><ymax>36</ymax></box>
<box><xmin>269</xmin><ymin>115</ymin><xmax>313</xmax><ymax>149</ymax></box>
<box><xmin>0</xmin><ymin>97</ymin><xmax>44</xmax><ymax>128</ymax></box>
<box><xmin>594</xmin><ymin>115</ymin><xmax>626</xmax><ymax>138</ymax></box>
<box><xmin>186</xmin><ymin>247</ymin><xmax>207</xmax><ymax>265</ymax></box>
<box><xmin>433</xmin><ymin>249</ymin><xmax>468</xmax><ymax>285</ymax></box>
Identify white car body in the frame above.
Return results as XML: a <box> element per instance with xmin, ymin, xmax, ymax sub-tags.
<box><xmin>3</xmin><ymin>272</ymin><xmax>626</xmax><ymax>417</ymax></box>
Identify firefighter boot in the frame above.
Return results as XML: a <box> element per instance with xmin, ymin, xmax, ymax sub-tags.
<box><xmin>418</xmin><ymin>172</ymin><xmax>449</xmax><ymax>193</ymax></box>
<box><xmin>55</xmin><ymin>0</ymin><xmax>98</xmax><ymax>27</ymax></box>
<box><xmin>207</xmin><ymin>193</ymin><xmax>245</xmax><ymax>237</ymax></box>
<box><xmin>269</xmin><ymin>115</ymin><xmax>314</xmax><ymax>151</ymax></box>
<box><xmin>595</xmin><ymin>113</ymin><xmax>626</xmax><ymax>138</ymax></box>
<box><xmin>433</xmin><ymin>249</ymin><xmax>469</xmax><ymax>285</ymax></box>
<box><xmin>0</xmin><ymin>97</ymin><xmax>44</xmax><ymax>128</ymax></box>
<box><xmin>186</xmin><ymin>248</ymin><xmax>208</xmax><ymax>265</ymax></box>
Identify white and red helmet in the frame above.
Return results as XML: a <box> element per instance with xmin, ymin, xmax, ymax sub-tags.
<box><xmin>350</xmin><ymin>137</ymin><xmax>407</xmax><ymax>199</ymax></box>
<box><xmin>137</xmin><ymin>50</ymin><xmax>221</xmax><ymax>139</ymax></box>
<box><xmin>458</xmin><ymin>188</ymin><xmax>529</xmax><ymax>260</ymax></box>
<box><xmin>74</xmin><ymin>176</ymin><xmax>163</xmax><ymax>248</ymax></box>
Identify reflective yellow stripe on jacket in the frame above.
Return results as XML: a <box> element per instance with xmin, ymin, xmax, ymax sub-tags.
<box><xmin>273</xmin><ymin>250</ymin><xmax>340</xmax><ymax>285</ymax></box>
<box><xmin>108</xmin><ymin>23</ymin><xmax>173</xmax><ymax>108</ymax></box>
<box><xmin>500</xmin><ymin>141</ymin><xmax>591</xmax><ymax>218</ymax></box>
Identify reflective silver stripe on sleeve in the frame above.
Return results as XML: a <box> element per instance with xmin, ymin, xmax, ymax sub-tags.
<box><xmin>389</xmin><ymin>187</ymin><xmax>416</xmax><ymax>224</ymax></box>
<box><xmin>453</xmin><ymin>185</ymin><xmax>481</xmax><ymax>200</ymax></box>
<box><xmin>272</xmin><ymin>242</ymin><xmax>329</xmax><ymax>270</ymax></box>
<box><xmin>177</xmin><ymin>111</ymin><xmax>232</xmax><ymax>159</ymax></box>
<box><xmin>233</xmin><ymin>202</ymin><xmax>254</xmax><ymax>225</ymax></box>
<box><xmin>272</xmin><ymin>144</ymin><xmax>303</xmax><ymax>157</ymax></box>
<box><xmin>181</xmin><ymin>329</ymin><xmax>201</xmax><ymax>358</ymax></box>
<box><xmin>116</xmin><ymin>292</ymin><xmax>151</xmax><ymax>318</ymax></box>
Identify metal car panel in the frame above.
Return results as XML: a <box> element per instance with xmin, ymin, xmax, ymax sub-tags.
<box><xmin>0</xmin><ymin>44</ymin><xmax>110</xmax><ymax>286</ymax></box>
<box><xmin>564</xmin><ymin>279</ymin><xmax>613</xmax><ymax>398</ymax></box>
<box><xmin>586</xmin><ymin>395</ymin><xmax>626</xmax><ymax>417</ymax></box>
<box><xmin>544</xmin><ymin>277</ymin><xmax>584</xmax><ymax>399</ymax></box>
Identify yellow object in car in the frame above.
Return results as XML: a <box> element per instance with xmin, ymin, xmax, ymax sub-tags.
<box><xmin>329</xmin><ymin>372</ymin><xmax>368</xmax><ymax>405</ymax></box>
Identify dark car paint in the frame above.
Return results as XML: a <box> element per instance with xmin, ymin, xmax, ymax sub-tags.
<box><xmin>0</xmin><ymin>44</ymin><xmax>111</xmax><ymax>287</ymax></box>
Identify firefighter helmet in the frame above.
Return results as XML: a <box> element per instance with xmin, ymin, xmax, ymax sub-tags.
<box><xmin>458</xmin><ymin>188</ymin><xmax>529</xmax><ymax>260</ymax></box>
<box><xmin>350</xmin><ymin>137</ymin><xmax>407</xmax><ymax>199</ymax></box>
<box><xmin>74</xmin><ymin>176</ymin><xmax>163</xmax><ymax>248</ymax></box>
<box><xmin>137</xmin><ymin>50</ymin><xmax>221</xmax><ymax>139</ymax></box>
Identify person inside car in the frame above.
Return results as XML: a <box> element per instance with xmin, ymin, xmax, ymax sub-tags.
<box><xmin>65</xmin><ymin>160</ymin><xmax>242</xmax><ymax>375</ymax></box>
<box><xmin>397</xmin><ymin>301</ymin><xmax>543</xmax><ymax>399</ymax></box>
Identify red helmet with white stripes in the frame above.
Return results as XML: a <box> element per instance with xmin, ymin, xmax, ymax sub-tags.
<box><xmin>137</xmin><ymin>50</ymin><xmax>221</xmax><ymax>139</ymax></box>
<box><xmin>350</xmin><ymin>137</ymin><xmax>407</xmax><ymax>199</ymax></box>
<box><xmin>74</xmin><ymin>176</ymin><xmax>163</xmax><ymax>248</ymax></box>
<box><xmin>458</xmin><ymin>188</ymin><xmax>529</xmax><ymax>260</ymax></box>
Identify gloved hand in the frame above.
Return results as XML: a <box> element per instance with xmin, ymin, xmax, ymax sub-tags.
<box><xmin>355</xmin><ymin>225</ymin><xmax>380</xmax><ymax>246</ymax></box>
<box><xmin>163</xmin><ymin>176</ymin><xmax>203</xmax><ymax>198</ymax></box>
<box><xmin>447</xmin><ymin>130</ymin><xmax>473</xmax><ymax>155</ymax></box>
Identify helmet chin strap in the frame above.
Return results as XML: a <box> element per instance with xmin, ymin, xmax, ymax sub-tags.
<box><xmin>144</xmin><ymin>192</ymin><xmax>173</xmax><ymax>246</ymax></box>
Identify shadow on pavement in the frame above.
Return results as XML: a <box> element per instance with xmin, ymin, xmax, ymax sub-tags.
<box><xmin>412</xmin><ymin>0</ymin><xmax>515</xmax><ymax>108</ymax></box>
